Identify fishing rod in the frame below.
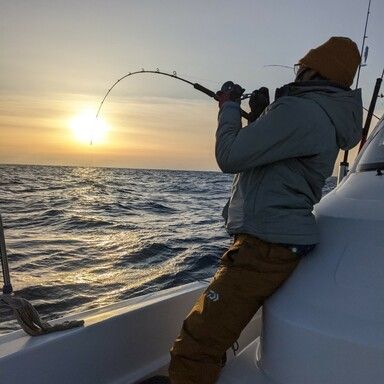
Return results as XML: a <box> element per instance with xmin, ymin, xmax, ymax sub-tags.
<box><xmin>96</xmin><ymin>69</ymin><xmax>251</xmax><ymax>121</ymax></box>
<box><xmin>355</xmin><ymin>0</ymin><xmax>372</xmax><ymax>91</ymax></box>
<box><xmin>358</xmin><ymin>68</ymin><xmax>384</xmax><ymax>152</ymax></box>
<box><xmin>339</xmin><ymin>0</ymin><xmax>372</xmax><ymax>182</ymax></box>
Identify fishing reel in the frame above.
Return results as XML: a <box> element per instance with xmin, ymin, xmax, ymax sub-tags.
<box><xmin>217</xmin><ymin>81</ymin><xmax>246</xmax><ymax>102</ymax></box>
<box><xmin>217</xmin><ymin>81</ymin><xmax>269</xmax><ymax>102</ymax></box>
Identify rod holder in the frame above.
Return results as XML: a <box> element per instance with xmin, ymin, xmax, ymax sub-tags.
<box><xmin>337</xmin><ymin>161</ymin><xmax>349</xmax><ymax>185</ymax></box>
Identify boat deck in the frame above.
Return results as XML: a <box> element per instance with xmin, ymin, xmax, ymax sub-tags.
<box><xmin>219</xmin><ymin>337</ymin><xmax>271</xmax><ymax>384</ymax></box>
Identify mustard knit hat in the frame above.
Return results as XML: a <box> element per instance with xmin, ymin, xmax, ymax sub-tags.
<box><xmin>299</xmin><ymin>36</ymin><xmax>361</xmax><ymax>88</ymax></box>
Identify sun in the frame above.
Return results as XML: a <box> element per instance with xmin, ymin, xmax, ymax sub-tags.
<box><xmin>69</xmin><ymin>109</ymin><xmax>109</xmax><ymax>145</ymax></box>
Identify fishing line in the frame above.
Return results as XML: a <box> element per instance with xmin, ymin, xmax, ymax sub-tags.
<box><xmin>263</xmin><ymin>64</ymin><xmax>380</xmax><ymax>120</ymax></box>
<box><xmin>263</xmin><ymin>64</ymin><xmax>294</xmax><ymax>70</ymax></box>
<box><xmin>363</xmin><ymin>106</ymin><xmax>380</xmax><ymax>121</ymax></box>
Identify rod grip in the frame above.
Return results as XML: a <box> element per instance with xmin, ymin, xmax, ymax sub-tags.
<box><xmin>193</xmin><ymin>83</ymin><xmax>216</xmax><ymax>98</ymax></box>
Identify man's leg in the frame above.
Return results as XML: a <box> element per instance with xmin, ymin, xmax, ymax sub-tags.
<box><xmin>169</xmin><ymin>235</ymin><xmax>300</xmax><ymax>384</ymax></box>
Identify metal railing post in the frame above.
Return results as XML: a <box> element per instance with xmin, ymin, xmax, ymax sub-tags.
<box><xmin>0</xmin><ymin>214</ymin><xmax>13</xmax><ymax>294</ymax></box>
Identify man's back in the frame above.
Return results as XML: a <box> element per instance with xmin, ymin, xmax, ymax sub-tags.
<box><xmin>217</xmin><ymin>84</ymin><xmax>362</xmax><ymax>244</ymax></box>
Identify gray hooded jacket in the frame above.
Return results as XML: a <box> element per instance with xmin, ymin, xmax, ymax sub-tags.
<box><xmin>216</xmin><ymin>83</ymin><xmax>362</xmax><ymax>244</ymax></box>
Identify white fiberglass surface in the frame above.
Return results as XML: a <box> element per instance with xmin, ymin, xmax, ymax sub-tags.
<box><xmin>352</xmin><ymin>117</ymin><xmax>384</xmax><ymax>172</ymax></box>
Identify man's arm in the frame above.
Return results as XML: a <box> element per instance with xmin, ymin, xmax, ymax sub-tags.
<box><xmin>215</xmin><ymin>98</ymin><xmax>323</xmax><ymax>173</ymax></box>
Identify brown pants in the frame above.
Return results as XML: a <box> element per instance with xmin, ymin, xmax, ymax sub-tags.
<box><xmin>169</xmin><ymin>234</ymin><xmax>300</xmax><ymax>384</ymax></box>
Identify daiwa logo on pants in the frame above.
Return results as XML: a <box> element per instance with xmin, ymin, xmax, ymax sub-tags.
<box><xmin>207</xmin><ymin>290</ymin><xmax>219</xmax><ymax>302</ymax></box>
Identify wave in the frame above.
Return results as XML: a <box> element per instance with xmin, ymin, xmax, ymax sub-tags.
<box><xmin>0</xmin><ymin>165</ymin><xmax>336</xmax><ymax>335</ymax></box>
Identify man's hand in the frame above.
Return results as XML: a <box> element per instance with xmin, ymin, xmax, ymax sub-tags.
<box><xmin>249</xmin><ymin>87</ymin><xmax>270</xmax><ymax>122</ymax></box>
<box><xmin>215</xmin><ymin>81</ymin><xmax>245</xmax><ymax>108</ymax></box>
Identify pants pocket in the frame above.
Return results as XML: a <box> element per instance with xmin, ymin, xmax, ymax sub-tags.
<box><xmin>221</xmin><ymin>243</ymin><xmax>241</xmax><ymax>264</ymax></box>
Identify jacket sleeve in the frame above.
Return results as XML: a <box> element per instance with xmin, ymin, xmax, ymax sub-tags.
<box><xmin>215</xmin><ymin>98</ymin><xmax>322</xmax><ymax>173</ymax></box>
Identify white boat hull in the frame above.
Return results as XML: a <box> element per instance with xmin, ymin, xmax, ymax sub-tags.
<box><xmin>0</xmin><ymin>282</ymin><xmax>262</xmax><ymax>383</ymax></box>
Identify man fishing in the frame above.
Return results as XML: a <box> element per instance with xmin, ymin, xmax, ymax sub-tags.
<box><xmin>142</xmin><ymin>36</ymin><xmax>363</xmax><ymax>384</ymax></box>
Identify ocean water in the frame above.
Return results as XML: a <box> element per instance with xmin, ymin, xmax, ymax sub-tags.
<box><xmin>0</xmin><ymin>165</ymin><xmax>336</xmax><ymax>334</ymax></box>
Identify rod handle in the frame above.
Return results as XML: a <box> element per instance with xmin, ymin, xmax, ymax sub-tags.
<box><xmin>193</xmin><ymin>83</ymin><xmax>216</xmax><ymax>98</ymax></box>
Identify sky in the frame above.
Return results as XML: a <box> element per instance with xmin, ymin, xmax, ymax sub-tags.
<box><xmin>1</xmin><ymin>0</ymin><xmax>383</xmax><ymax>171</ymax></box>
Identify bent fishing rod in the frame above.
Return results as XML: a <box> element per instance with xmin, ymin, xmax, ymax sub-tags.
<box><xmin>97</xmin><ymin>68</ymin><xmax>381</xmax><ymax>131</ymax></box>
<box><xmin>96</xmin><ymin>69</ymin><xmax>251</xmax><ymax>121</ymax></box>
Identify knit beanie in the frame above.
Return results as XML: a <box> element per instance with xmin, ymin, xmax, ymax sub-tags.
<box><xmin>299</xmin><ymin>36</ymin><xmax>361</xmax><ymax>88</ymax></box>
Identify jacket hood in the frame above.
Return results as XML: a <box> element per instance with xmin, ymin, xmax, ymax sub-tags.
<box><xmin>278</xmin><ymin>82</ymin><xmax>363</xmax><ymax>150</ymax></box>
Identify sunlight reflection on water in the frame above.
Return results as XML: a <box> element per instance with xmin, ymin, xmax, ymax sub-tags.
<box><xmin>0</xmin><ymin>165</ymin><xmax>336</xmax><ymax>334</ymax></box>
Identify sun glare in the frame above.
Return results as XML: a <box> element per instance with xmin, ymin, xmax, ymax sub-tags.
<box><xmin>69</xmin><ymin>109</ymin><xmax>109</xmax><ymax>145</ymax></box>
